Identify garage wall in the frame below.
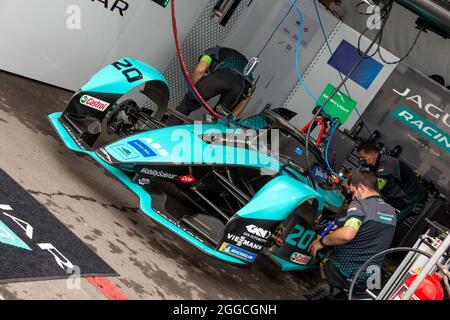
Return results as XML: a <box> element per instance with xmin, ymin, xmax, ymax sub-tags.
<box><xmin>282</xmin><ymin>21</ymin><xmax>399</xmax><ymax>131</ymax></box>
<box><xmin>225</xmin><ymin>0</ymin><xmax>398</xmax><ymax>130</ymax></box>
<box><xmin>226</xmin><ymin>0</ymin><xmax>339</xmax><ymax>117</ymax></box>
<box><xmin>0</xmin><ymin>0</ymin><xmax>209</xmax><ymax>91</ymax></box>
<box><xmin>341</xmin><ymin>0</ymin><xmax>450</xmax><ymax>86</ymax></box>
<box><xmin>163</xmin><ymin>0</ymin><xmax>254</xmax><ymax>108</ymax></box>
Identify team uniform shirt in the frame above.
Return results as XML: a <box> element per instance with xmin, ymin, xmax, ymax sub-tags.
<box><xmin>329</xmin><ymin>196</ymin><xmax>397</xmax><ymax>279</ymax></box>
<box><xmin>200</xmin><ymin>47</ymin><xmax>252</xmax><ymax>81</ymax></box>
<box><xmin>373</xmin><ymin>154</ymin><xmax>428</xmax><ymax>207</ymax></box>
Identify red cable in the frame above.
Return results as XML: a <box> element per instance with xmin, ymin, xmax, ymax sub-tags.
<box><xmin>170</xmin><ymin>0</ymin><xmax>224</xmax><ymax>119</ymax></box>
<box><xmin>300</xmin><ymin>119</ymin><xmax>326</xmax><ymax>145</ymax></box>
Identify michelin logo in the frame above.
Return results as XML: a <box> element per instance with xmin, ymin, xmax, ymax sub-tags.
<box><xmin>219</xmin><ymin>242</ymin><xmax>257</xmax><ymax>263</ymax></box>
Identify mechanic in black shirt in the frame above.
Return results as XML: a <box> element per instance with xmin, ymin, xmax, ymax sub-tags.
<box><xmin>166</xmin><ymin>47</ymin><xmax>256</xmax><ymax>125</ymax></box>
<box><xmin>357</xmin><ymin>143</ymin><xmax>428</xmax><ymax>223</ymax></box>
<box><xmin>306</xmin><ymin>171</ymin><xmax>397</xmax><ymax>299</ymax></box>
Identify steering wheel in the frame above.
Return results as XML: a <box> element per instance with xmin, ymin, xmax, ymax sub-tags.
<box><xmin>262</xmin><ymin>108</ymin><xmax>345</xmax><ymax>191</ymax></box>
<box><xmin>263</xmin><ymin>108</ymin><xmax>299</xmax><ymax>132</ymax></box>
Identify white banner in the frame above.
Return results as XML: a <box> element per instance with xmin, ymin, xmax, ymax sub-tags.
<box><xmin>0</xmin><ymin>0</ymin><xmax>208</xmax><ymax>90</ymax></box>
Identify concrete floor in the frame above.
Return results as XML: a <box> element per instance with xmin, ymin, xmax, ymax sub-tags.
<box><xmin>0</xmin><ymin>71</ymin><xmax>318</xmax><ymax>300</ymax></box>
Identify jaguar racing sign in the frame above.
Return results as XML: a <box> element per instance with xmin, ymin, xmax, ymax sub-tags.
<box><xmin>393</xmin><ymin>106</ymin><xmax>449</xmax><ymax>154</ymax></box>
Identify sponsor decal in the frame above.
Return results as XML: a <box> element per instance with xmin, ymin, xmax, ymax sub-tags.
<box><xmin>201</xmin><ymin>133</ymin><xmax>252</xmax><ymax>149</ymax></box>
<box><xmin>141</xmin><ymin>138</ymin><xmax>154</xmax><ymax>144</ymax></box>
<box><xmin>112</xmin><ymin>145</ymin><xmax>140</xmax><ymax>160</ymax></box>
<box><xmin>151</xmin><ymin>143</ymin><xmax>162</xmax><ymax>150</ymax></box>
<box><xmin>246</xmin><ymin>225</ymin><xmax>272</xmax><ymax>240</ymax></box>
<box><xmin>348</xmin><ymin>207</ymin><xmax>358</xmax><ymax>212</ymax></box>
<box><xmin>140</xmin><ymin>168</ymin><xmax>177</xmax><ymax>180</ymax></box>
<box><xmin>158</xmin><ymin>149</ymin><xmax>169</xmax><ymax>157</ymax></box>
<box><xmin>128</xmin><ymin>140</ymin><xmax>157</xmax><ymax>158</ymax></box>
<box><xmin>392</xmin><ymin>106</ymin><xmax>450</xmax><ymax>154</ymax></box>
<box><xmin>138</xmin><ymin>178</ymin><xmax>151</xmax><ymax>186</ymax></box>
<box><xmin>178</xmin><ymin>175</ymin><xmax>197</xmax><ymax>184</ymax></box>
<box><xmin>80</xmin><ymin>95</ymin><xmax>110</xmax><ymax>112</ymax></box>
<box><xmin>378</xmin><ymin>211</ymin><xmax>395</xmax><ymax>222</ymax></box>
<box><xmin>312</xmin><ymin>166</ymin><xmax>329</xmax><ymax>184</ymax></box>
<box><xmin>140</xmin><ymin>138</ymin><xmax>169</xmax><ymax>158</ymax></box>
<box><xmin>219</xmin><ymin>242</ymin><xmax>257</xmax><ymax>263</ymax></box>
<box><xmin>290</xmin><ymin>252</ymin><xmax>312</xmax><ymax>265</ymax></box>
<box><xmin>227</xmin><ymin>234</ymin><xmax>263</xmax><ymax>251</ymax></box>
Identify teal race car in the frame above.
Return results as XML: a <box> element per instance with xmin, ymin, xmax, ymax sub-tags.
<box><xmin>49</xmin><ymin>58</ymin><xmax>346</xmax><ymax>271</ymax></box>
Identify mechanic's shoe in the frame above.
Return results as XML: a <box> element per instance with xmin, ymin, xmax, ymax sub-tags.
<box><xmin>305</xmin><ymin>280</ymin><xmax>333</xmax><ymax>300</ymax></box>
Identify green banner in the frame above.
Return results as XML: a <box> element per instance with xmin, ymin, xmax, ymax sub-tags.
<box><xmin>316</xmin><ymin>83</ymin><xmax>358</xmax><ymax>125</ymax></box>
<box><xmin>392</xmin><ymin>106</ymin><xmax>450</xmax><ymax>154</ymax></box>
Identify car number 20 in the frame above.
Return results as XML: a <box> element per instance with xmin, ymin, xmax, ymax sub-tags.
<box><xmin>112</xmin><ymin>59</ymin><xmax>144</xmax><ymax>83</ymax></box>
<box><xmin>285</xmin><ymin>225</ymin><xmax>316</xmax><ymax>250</ymax></box>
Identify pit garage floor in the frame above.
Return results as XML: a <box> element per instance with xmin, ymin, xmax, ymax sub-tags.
<box><xmin>0</xmin><ymin>71</ymin><xmax>317</xmax><ymax>300</ymax></box>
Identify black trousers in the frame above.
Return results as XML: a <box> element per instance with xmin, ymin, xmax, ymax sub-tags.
<box><xmin>166</xmin><ymin>69</ymin><xmax>249</xmax><ymax>125</ymax></box>
<box><xmin>324</xmin><ymin>261</ymin><xmax>367</xmax><ymax>293</ymax></box>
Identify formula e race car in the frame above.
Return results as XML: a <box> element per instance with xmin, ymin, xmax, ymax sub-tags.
<box><xmin>49</xmin><ymin>58</ymin><xmax>346</xmax><ymax>271</ymax></box>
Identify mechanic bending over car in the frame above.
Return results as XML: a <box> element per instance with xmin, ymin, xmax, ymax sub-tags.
<box><xmin>166</xmin><ymin>47</ymin><xmax>256</xmax><ymax>125</ymax></box>
<box><xmin>357</xmin><ymin>143</ymin><xmax>429</xmax><ymax>223</ymax></box>
<box><xmin>306</xmin><ymin>171</ymin><xmax>397</xmax><ymax>300</ymax></box>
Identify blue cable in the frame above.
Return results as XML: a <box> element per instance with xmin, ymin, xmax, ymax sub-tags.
<box><xmin>311</xmin><ymin>0</ymin><xmax>373</xmax><ymax>135</ymax></box>
<box><xmin>290</xmin><ymin>0</ymin><xmax>318</xmax><ymax>102</ymax></box>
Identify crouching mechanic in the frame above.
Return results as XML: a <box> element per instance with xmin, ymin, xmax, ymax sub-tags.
<box><xmin>357</xmin><ymin>143</ymin><xmax>428</xmax><ymax>223</ymax></box>
<box><xmin>166</xmin><ymin>47</ymin><xmax>256</xmax><ymax>125</ymax></box>
<box><xmin>306</xmin><ymin>171</ymin><xmax>397</xmax><ymax>300</ymax></box>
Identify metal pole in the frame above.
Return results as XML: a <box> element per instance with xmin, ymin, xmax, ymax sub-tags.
<box><xmin>376</xmin><ymin>238</ymin><xmax>422</xmax><ymax>300</ymax></box>
<box><xmin>402</xmin><ymin>233</ymin><xmax>450</xmax><ymax>300</ymax></box>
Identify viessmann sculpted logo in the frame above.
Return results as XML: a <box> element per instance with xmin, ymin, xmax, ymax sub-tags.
<box><xmin>80</xmin><ymin>95</ymin><xmax>110</xmax><ymax>112</ymax></box>
<box><xmin>227</xmin><ymin>234</ymin><xmax>263</xmax><ymax>251</ymax></box>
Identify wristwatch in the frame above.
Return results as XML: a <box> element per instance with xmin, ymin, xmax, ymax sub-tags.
<box><xmin>319</xmin><ymin>237</ymin><xmax>328</xmax><ymax>247</ymax></box>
